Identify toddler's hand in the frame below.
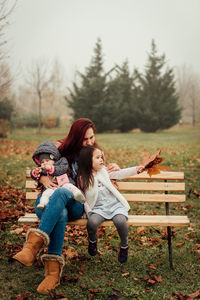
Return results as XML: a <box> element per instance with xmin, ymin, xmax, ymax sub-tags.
<box><xmin>34</xmin><ymin>167</ymin><xmax>42</xmax><ymax>176</ymax></box>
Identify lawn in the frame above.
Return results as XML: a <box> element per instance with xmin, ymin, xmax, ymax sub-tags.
<box><xmin>0</xmin><ymin>126</ymin><xmax>200</xmax><ymax>300</ymax></box>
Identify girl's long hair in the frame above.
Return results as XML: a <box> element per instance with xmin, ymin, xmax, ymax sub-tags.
<box><xmin>58</xmin><ymin>118</ymin><xmax>97</xmax><ymax>163</ymax></box>
<box><xmin>77</xmin><ymin>145</ymin><xmax>102</xmax><ymax>193</ymax></box>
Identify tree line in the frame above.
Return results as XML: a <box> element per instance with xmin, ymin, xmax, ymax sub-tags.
<box><xmin>66</xmin><ymin>38</ymin><xmax>181</xmax><ymax>132</ymax></box>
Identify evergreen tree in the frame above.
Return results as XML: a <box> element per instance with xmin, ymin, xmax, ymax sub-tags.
<box><xmin>106</xmin><ymin>61</ymin><xmax>137</xmax><ymax>132</ymax></box>
<box><xmin>134</xmin><ymin>40</ymin><xmax>181</xmax><ymax>132</ymax></box>
<box><xmin>66</xmin><ymin>38</ymin><xmax>109</xmax><ymax>132</ymax></box>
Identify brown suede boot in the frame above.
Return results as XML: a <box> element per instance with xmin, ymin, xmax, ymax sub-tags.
<box><xmin>13</xmin><ymin>228</ymin><xmax>49</xmax><ymax>266</ymax></box>
<box><xmin>37</xmin><ymin>254</ymin><xmax>65</xmax><ymax>294</ymax></box>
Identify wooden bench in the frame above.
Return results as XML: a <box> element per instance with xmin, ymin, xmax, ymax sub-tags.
<box><xmin>19</xmin><ymin>169</ymin><xmax>190</xmax><ymax>269</ymax></box>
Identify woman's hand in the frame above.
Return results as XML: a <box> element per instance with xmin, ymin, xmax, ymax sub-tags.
<box><xmin>136</xmin><ymin>166</ymin><xmax>145</xmax><ymax>174</ymax></box>
<box><xmin>107</xmin><ymin>163</ymin><xmax>120</xmax><ymax>172</ymax></box>
<box><xmin>39</xmin><ymin>176</ymin><xmax>58</xmax><ymax>189</ymax></box>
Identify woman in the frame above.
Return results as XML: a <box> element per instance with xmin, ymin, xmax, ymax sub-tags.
<box><xmin>13</xmin><ymin>118</ymin><xmax>118</xmax><ymax>294</ymax></box>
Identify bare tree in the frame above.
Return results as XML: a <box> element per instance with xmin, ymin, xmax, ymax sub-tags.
<box><xmin>26</xmin><ymin>58</ymin><xmax>50</xmax><ymax>133</ymax></box>
<box><xmin>176</xmin><ymin>65</ymin><xmax>200</xmax><ymax>126</ymax></box>
<box><xmin>0</xmin><ymin>0</ymin><xmax>16</xmax><ymax>97</ymax></box>
<box><xmin>43</xmin><ymin>59</ymin><xmax>69</xmax><ymax>119</ymax></box>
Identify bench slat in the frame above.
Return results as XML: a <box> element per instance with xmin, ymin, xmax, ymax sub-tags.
<box><xmin>26</xmin><ymin>170</ymin><xmax>184</xmax><ymax>180</ymax></box>
<box><xmin>123</xmin><ymin>194</ymin><xmax>186</xmax><ymax>202</ymax></box>
<box><xmin>118</xmin><ymin>182</ymin><xmax>185</xmax><ymax>192</ymax></box>
<box><xmin>18</xmin><ymin>213</ymin><xmax>190</xmax><ymax>227</ymax></box>
<box><xmin>26</xmin><ymin>192</ymin><xmax>186</xmax><ymax>203</ymax></box>
<box><xmin>26</xmin><ymin>180</ymin><xmax>185</xmax><ymax>192</ymax></box>
<box><xmin>127</xmin><ymin>171</ymin><xmax>184</xmax><ymax>180</ymax></box>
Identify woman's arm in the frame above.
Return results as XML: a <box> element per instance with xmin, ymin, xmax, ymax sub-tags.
<box><xmin>39</xmin><ymin>176</ymin><xmax>58</xmax><ymax>189</ymax></box>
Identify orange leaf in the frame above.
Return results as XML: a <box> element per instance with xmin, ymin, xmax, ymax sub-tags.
<box><xmin>137</xmin><ymin>227</ymin><xmax>145</xmax><ymax>235</ymax></box>
<box><xmin>140</xmin><ymin>149</ymin><xmax>168</xmax><ymax>177</ymax></box>
<box><xmin>176</xmin><ymin>242</ymin><xmax>184</xmax><ymax>247</ymax></box>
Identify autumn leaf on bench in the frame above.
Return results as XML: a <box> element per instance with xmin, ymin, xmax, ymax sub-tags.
<box><xmin>141</xmin><ymin>149</ymin><xmax>168</xmax><ymax>177</ymax></box>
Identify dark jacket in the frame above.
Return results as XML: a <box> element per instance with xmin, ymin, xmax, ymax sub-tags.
<box><xmin>31</xmin><ymin>141</ymin><xmax>74</xmax><ymax>183</ymax></box>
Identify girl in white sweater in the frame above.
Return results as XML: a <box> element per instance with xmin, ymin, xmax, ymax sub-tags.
<box><xmin>77</xmin><ymin>145</ymin><xmax>144</xmax><ymax>263</ymax></box>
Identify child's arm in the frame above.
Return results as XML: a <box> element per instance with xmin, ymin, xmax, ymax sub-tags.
<box><xmin>45</xmin><ymin>157</ymin><xmax>69</xmax><ymax>177</ymax></box>
<box><xmin>108</xmin><ymin>166</ymin><xmax>144</xmax><ymax>180</ymax></box>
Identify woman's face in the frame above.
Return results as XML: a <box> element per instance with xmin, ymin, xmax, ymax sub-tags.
<box><xmin>82</xmin><ymin>127</ymin><xmax>95</xmax><ymax>147</ymax></box>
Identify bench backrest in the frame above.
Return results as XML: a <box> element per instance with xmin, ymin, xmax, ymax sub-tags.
<box><xmin>25</xmin><ymin>169</ymin><xmax>185</xmax><ymax>204</ymax></box>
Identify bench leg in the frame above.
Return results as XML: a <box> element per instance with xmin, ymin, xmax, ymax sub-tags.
<box><xmin>167</xmin><ymin>226</ymin><xmax>174</xmax><ymax>270</ymax></box>
<box><xmin>165</xmin><ymin>187</ymin><xmax>174</xmax><ymax>270</ymax></box>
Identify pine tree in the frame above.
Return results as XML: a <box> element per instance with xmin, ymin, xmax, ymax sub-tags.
<box><xmin>106</xmin><ymin>61</ymin><xmax>137</xmax><ymax>132</ymax></box>
<box><xmin>66</xmin><ymin>38</ymin><xmax>108</xmax><ymax>132</ymax></box>
<box><xmin>134</xmin><ymin>40</ymin><xmax>181</xmax><ymax>132</ymax></box>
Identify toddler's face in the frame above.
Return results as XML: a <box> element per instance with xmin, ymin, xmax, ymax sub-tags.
<box><xmin>41</xmin><ymin>158</ymin><xmax>54</xmax><ymax>166</ymax></box>
<box><xmin>92</xmin><ymin>149</ymin><xmax>104</xmax><ymax>172</ymax></box>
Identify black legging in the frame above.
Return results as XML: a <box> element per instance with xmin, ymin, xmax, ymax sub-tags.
<box><xmin>87</xmin><ymin>213</ymin><xmax>128</xmax><ymax>247</ymax></box>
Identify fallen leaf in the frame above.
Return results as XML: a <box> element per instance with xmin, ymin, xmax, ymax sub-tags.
<box><xmin>63</xmin><ymin>247</ymin><xmax>79</xmax><ymax>260</ymax></box>
<box><xmin>176</xmin><ymin>242</ymin><xmax>185</xmax><ymax>247</ymax></box>
<box><xmin>137</xmin><ymin>227</ymin><xmax>145</xmax><ymax>235</ymax></box>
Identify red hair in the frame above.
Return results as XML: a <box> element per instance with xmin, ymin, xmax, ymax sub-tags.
<box><xmin>58</xmin><ymin>118</ymin><xmax>97</xmax><ymax>162</ymax></box>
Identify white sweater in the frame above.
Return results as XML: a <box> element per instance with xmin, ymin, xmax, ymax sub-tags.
<box><xmin>84</xmin><ymin>166</ymin><xmax>138</xmax><ymax>215</ymax></box>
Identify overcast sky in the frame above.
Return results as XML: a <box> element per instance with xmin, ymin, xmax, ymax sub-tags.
<box><xmin>7</xmin><ymin>0</ymin><xmax>200</xmax><ymax>87</ymax></box>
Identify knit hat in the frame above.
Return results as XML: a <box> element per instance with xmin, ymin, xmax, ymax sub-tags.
<box><xmin>38</xmin><ymin>153</ymin><xmax>55</xmax><ymax>163</ymax></box>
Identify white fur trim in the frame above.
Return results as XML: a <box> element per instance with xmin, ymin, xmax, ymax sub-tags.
<box><xmin>26</xmin><ymin>228</ymin><xmax>50</xmax><ymax>247</ymax></box>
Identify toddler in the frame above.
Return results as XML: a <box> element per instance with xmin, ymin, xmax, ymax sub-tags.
<box><xmin>31</xmin><ymin>141</ymin><xmax>85</xmax><ymax>210</ymax></box>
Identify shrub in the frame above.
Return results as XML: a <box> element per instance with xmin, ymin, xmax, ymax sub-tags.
<box><xmin>43</xmin><ymin>115</ymin><xmax>60</xmax><ymax>128</ymax></box>
<box><xmin>11</xmin><ymin>114</ymin><xmax>39</xmax><ymax>128</ymax></box>
<box><xmin>0</xmin><ymin>98</ymin><xmax>14</xmax><ymax>121</ymax></box>
<box><xmin>0</xmin><ymin>119</ymin><xmax>10</xmax><ymax>137</ymax></box>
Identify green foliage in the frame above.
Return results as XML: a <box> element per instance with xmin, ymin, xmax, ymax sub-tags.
<box><xmin>66</xmin><ymin>38</ymin><xmax>108</xmax><ymax>133</ymax></box>
<box><xmin>134</xmin><ymin>40</ymin><xmax>181</xmax><ymax>132</ymax></box>
<box><xmin>66</xmin><ymin>39</ymin><xmax>181</xmax><ymax>133</ymax></box>
<box><xmin>0</xmin><ymin>98</ymin><xmax>14</xmax><ymax>121</ymax></box>
<box><xmin>107</xmin><ymin>61</ymin><xmax>137</xmax><ymax>132</ymax></box>
<box><xmin>11</xmin><ymin>114</ymin><xmax>39</xmax><ymax>128</ymax></box>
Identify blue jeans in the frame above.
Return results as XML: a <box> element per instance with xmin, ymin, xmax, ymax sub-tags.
<box><xmin>35</xmin><ymin>187</ymin><xmax>84</xmax><ymax>256</ymax></box>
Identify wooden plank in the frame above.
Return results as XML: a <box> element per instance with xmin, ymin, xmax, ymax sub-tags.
<box><xmin>26</xmin><ymin>192</ymin><xmax>186</xmax><ymax>203</ymax></box>
<box><xmin>18</xmin><ymin>214</ymin><xmax>39</xmax><ymax>225</ymax></box>
<box><xmin>123</xmin><ymin>194</ymin><xmax>186</xmax><ymax>203</ymax></box>
<box><xmin>69</xmin><ymin>215</ymin><xmax>190</xmax><ymax>226</ymax></box>
<box><xmin>18</xmin><ymin>213</ymin><xmax>190</xmax><ymax>227</ymax></box>
<box><xmin>118</xmin><ymin>182</ymin><xmax>185</xmax><ymax>192</ymax></box>
<box><xmin>26</xmin><ymin>180</ymin><xmax>185</xmax><ymax>192</ymax></box>
<box><xmin>26</xmin><ymin>170</ymin><xmax>185</xmax><ymax>181</ymax></box>
<box><xmin>26</xmin><ymin>192</ymin><xmax>40</xmax><ymax>200</ymax></box>
<box><xmin>26</xmin><ymin>181</ymin><xmax>38</xmax><ymax>189</ymax></box>
<box><xmin>127</xmin><ymin>171</ymin><xmax>184</xmax><ymax>180</ymax></box>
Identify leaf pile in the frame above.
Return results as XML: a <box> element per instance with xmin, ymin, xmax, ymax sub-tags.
<box><xmin>0</xmin><ymin>185</ymin><xmax>33</xmax><ymax>230</ymax></box>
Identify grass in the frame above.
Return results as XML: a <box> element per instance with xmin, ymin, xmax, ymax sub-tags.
<box><xmin>0</xmin><ymin>125</ymin><xmax>200</xmax><ymax>299</ymax></box>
